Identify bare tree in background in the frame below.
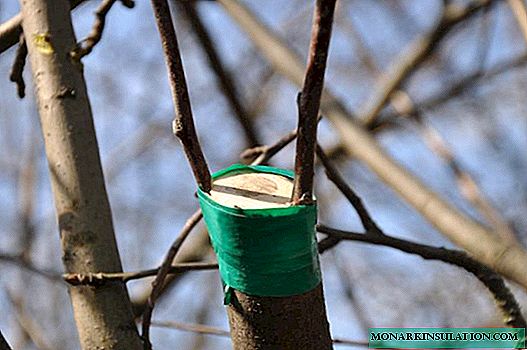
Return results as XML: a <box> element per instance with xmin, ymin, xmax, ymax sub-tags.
<box><xmin>0</xmin><ymin>0</ymin><xmax>527</xmax><ymax>349</ymax></box>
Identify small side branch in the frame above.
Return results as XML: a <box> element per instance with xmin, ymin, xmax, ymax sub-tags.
<box><xmin>141</xmin><ymin>210</ymin><xmax>203</xmax><ymax>350</ymax></box>
<box><xmin>151</xmin><ymin>0</ymin><xmax>211</xmax><ymax>192</ymax></box>
<box><xmin>9</xmin><ymin>34</ymin><xmax>27</xmax><ymax>98</ymax></box>
<box><xmin>292</xmin><ymin>0</ymin><xmax>336</xmax><ymax>204</ymax></box>
<box><xmin>316</xmin><ymin>145</ymin><xmax>383</xmax><ymax>235</ymax></box>
<box><xmin>63</xmin><ymin>261</ymin><xmax>217</xmax><ymax>285</ymax></box>
<box><xmin>71</xmin><ymin>0</ymin><xmax>135</xmax><ymax>60</ymax></box>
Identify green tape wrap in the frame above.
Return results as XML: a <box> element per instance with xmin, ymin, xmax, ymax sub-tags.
<box><xmin>197</xmin><ymin>164</ymin><xmax>321</xmax><ymax>297</ymax></box>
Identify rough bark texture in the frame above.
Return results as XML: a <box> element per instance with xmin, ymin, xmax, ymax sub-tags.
<box><xmin>227</xmin><ymin>284</ymin><xmax>332</xmax><ymax>350</ymax></box>
<box><xmin>19</xmin><ymin>0</ymin><xmax>142</xmax><ymax>349</ymax></box>
<box><xmin>218</xmin><ymin>0</ymin><xmax>527</xmax><ymax>291</ymax></box>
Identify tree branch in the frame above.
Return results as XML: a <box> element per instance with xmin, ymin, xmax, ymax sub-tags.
<box><xmin>71</xmin><ymin>0</ymin><xmax>135</xmax><ymax>60</ymax></box>
<box><xmin>379</xmin><ymin>53</ymin><xmax>527</xmax><ymax>123</ymax></box>
<box><xmin>9</xmin><ymin>34</ymin><xmax>27</xmax><ymax>98</ymax></box>
<box><xmin>63</xmin><ymin>262</ymin><xmax>217</xmax><ymax>285</ymax></box>
<box><xmin>150</xmin><ymin>0</ymin><xmax>212</xmax><ymax>192</ymax></box>
<box><xmin>316</xmin><ymin>144</ymin><xmax>383</xmax><ymax>235</ymax></box>
<box><xmin>141</xmin><ymin>210</ymin><xmax>203</xmax><ymax>349</ymax></box>
<box><xmin>292</xmin><ymin>0</ymin><xmax>336</xmax><ymax>205</ymax></box>
<box><xmin>339</xmin><ymin>6</ymin><xmax>518</xmax><ymax>243</ymax></box>
<box><xmin>359</xmin><ymin>0</ymin><xmax>495</xmax><ymax>127</ymax></box>
<box><xmin>20</xmin><ymin>0</ymin><xmax>143</xmax><ymax>347</ymax></box>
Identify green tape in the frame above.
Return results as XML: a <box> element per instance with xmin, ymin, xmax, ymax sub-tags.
<box><xmin>197</xmin><ymin>164</ymin><xmax>321</xmax><ymax>297</ymax></box>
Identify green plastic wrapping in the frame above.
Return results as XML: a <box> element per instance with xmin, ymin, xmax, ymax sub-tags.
<box><xmin>197</xmin><ymin>164</ymin><xmax>321</xmax><ymax>297</ymax></box>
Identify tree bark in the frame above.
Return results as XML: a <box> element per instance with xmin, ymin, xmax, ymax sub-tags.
<box><xmin>227</xmin><ymin>284</ymin><xmax>332</xmax><ymax>350</ymax></box>
<box><xmin>19</xmin><ymin>0</ymin><xmax>143</xmax><ymax>349</ymax></box>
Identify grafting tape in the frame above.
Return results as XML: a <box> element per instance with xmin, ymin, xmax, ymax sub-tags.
<box><xmin>197</xmin><ymin>164</ymin><xmax>321</xmax><ymax>297</ymax></box>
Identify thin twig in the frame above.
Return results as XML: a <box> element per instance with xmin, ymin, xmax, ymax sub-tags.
<box><xmin>240</xmin><ymin>129</ymin><xmax>297</xmax><ymax>164</ymax></box>
<box><xmin>292</xmin><ymin>0</ymin><xmax>336</xmax><ymax>204</ymax></box>
<box><xmin>316</xmin><ymin>144</ymin><xmax>383</xmax><ymax>235</ymax></box>
<box><xmin>179</xmin><ymin>1</ymin><xmax>260</xmax><ymax>147</ymax></box>
<box><xmin>317</xmin><ymin>225</ymin><xmax>527</xmax><ymax>329</ymax></box>
<box><xmin>9</xmin><ymin>34</ymin><xmax>27</xmax><ymax>98</ymax></box>
<box><xmin>63</xmin><ymin>262</ymin><xmax>217</xmax><ymax>285</ymax></box>
<box><xmin>379</xmin><ymin>53</ymin><xmax>527</xmax><ymax>122</ymax></box>
<box><xmin>71</xmin><ymin>0</ymin><xmax>134</xmax><ymax>60</ymax></box>
<box><xmin>151</xmin><ymin>0</ymin><xmax>212</xmax><ymax>192</ymax></box>
<box><xmin>150</xmin><ymin>320</ymin><xmax>369</xmax><ymax>347</ymax></box>
<box><xmin>141</xmin><ymin>210</ymin><xmax>203</xmax><ymax>350</ymax></box>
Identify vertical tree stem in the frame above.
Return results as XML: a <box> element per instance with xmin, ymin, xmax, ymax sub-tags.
<box><xmin>19</xmin><ymin>0</ymin><xmax>142</xmax><ymax>349</ymax></box>
<box><xmin>150</xmin><ymin>0</ymin><xmax>212</xmax><ymax>192</ymax></box>
<box><xmin>292</xmin><ymin>0</ymin><xmax>336</xmax><ymax>204</ymax></box>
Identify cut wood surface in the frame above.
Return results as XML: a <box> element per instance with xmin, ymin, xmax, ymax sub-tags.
<box><xmin>209</xmin><ymin>172</ymin><xmax>293</xmax><ymax>209</ymax></box>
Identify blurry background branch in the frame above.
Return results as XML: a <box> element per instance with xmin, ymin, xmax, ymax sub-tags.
<box><xmin>178</xmin><ymin>1</ymin><xmax>260</xmax><ymax>147</ymax></box>
<box><xmin>358</xmin><ymin>0</ymin><xmax>495</xmax><ymax>127</ymax></box>
<box><xmin>338</xmin><ymin>2</ymin><xmax>519</xmax><ymax>243</ymax></box>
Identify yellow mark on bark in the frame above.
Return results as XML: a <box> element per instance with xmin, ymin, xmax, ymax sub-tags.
<box><xmin>33</xmin><ymin>34</ymin><xmax>54</xmax><ymax>54</ymax></box>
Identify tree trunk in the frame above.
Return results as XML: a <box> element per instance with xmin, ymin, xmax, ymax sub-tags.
<box><xmin>228</xmin><ymin>284</ymin><xmax>332</xmax><ymax>350</ymax></box>
<box><xmin>19</xmin><ymin>0</ymin><xmax>143</xmax><ymax>349</ymax></box>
